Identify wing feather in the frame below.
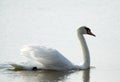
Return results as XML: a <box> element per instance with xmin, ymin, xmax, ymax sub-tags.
<box><xmin>21</xmin><ymin>45</ymin><xmax>74</xmax><ymax>70</ymax></box>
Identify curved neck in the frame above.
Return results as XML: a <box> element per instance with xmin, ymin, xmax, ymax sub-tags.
<box><xmin>78</xmin><ymin>33</ymin><xmax>90</xmax><ymax>69</ymax></box>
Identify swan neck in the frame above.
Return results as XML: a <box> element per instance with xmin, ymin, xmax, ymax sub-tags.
<box><xmin>78</xmin><ymin>33</ymin><xmax>90</xmax><ymax>69</ymax></box>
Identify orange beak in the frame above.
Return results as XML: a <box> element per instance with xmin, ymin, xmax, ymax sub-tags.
<box><xmin>88</xmin><ymin>31</ymin><xmax>96</xmax><ymax>37</ymax></box>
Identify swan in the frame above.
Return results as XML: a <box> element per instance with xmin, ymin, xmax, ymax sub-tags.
<box><xmin>11</xmin><ymin>26</ymin><xmax>95</xmax><ymax>71</ymax></box>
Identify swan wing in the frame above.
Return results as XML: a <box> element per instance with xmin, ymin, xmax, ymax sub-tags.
<box><xmin>21</xmin><ymin>45</ymin><xmax>74</xmax><ymax>70</ymax></box>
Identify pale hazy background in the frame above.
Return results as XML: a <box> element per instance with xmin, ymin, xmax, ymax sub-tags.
<box><xmin>0</xmin><ymin>0</ymin><xmax>120</xmax><ymax>70</ymax></box>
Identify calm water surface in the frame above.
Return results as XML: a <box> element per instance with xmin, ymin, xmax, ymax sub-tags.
<box><xmin>0</xmin><ymin>0</ymin><xmax>120</xmax><ymax>82</ymax></box>
<box><xmin>0</xmin><ymin>64</ymin><xmax>120</xmax><ymax>82</ymax></box>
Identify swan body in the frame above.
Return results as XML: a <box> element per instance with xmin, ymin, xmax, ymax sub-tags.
<box><xmin>21</xmin><ymin>46</ymin><xmax>75</xmax><ymax>70</ymax></box>
<box><xmin>11</xmin><ymin>26</ymin><xmax>95</xmax><ymax>71</ymax></box>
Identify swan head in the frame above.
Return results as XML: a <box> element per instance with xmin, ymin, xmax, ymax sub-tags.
<box><xmin>77</xmin><ymin>26</ymin><xmax>96</xmax><ymax>37</ymax></box>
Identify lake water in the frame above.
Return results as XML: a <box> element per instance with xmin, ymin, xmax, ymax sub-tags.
<box><xmin>0</xmin><ymin>65</ymin><xmax>120</xmax><ymax>82</ymax></box>
<box><xmin>0</xmin><ymin>0</ymin><xmax>120</xmax><ymax>82</ymax></box>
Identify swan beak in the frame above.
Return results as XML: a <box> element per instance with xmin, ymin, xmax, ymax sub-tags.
<box><xmin>88</xmin><ymin>31</ymin><xmax>96</xmax><ymax>37</ymax></box>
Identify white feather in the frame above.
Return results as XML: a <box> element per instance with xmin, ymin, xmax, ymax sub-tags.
<box><xmin>21</xmin><ymin>45</ymin><xmax>74</xmax><ymax>70</ymax></box>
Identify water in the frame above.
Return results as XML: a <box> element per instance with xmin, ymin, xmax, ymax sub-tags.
<box><xmin>0</xmin><ymin>0</ymin><xmax>120</xmax><ymax>82</ymax></box>
<box><xmin>0</xmin><ymin>65</ymin><xmax>120</xmax><ymax>82</ymax></box>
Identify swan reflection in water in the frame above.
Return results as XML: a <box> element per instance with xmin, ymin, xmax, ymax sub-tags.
<box><xmin>13</xmin><ymin>69</ymin><xmax>90</xmax><ymax>82</ymax></box>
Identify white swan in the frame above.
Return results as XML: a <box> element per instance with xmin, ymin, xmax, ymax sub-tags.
<box><xmin>11</xmin><ymin>26</ymin><xmax>95</xmax><ymax>71</ymax></box>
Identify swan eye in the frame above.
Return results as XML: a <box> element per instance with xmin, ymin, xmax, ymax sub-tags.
<box><xmin>84</xmin><ymin>27</ymin><xmax>91</xmax><ymax>34</ymax></box>
<box><xmin>84</xmin><ymin>27</ymin><xmax>95</xmax><ymax>36</ymax></box>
